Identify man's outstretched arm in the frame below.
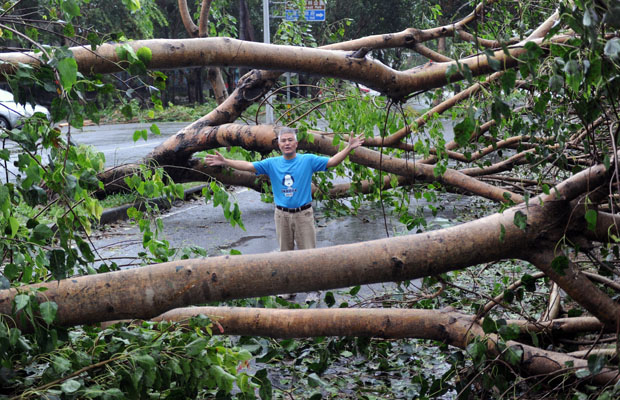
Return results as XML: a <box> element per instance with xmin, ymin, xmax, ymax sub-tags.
<box><xmin>205</xmin><ymin>151</ymin><xmax>257</xmax><ymax>173</ymax></box>
<box><xmin>326</xmin><ymin>133</ymin><xmax>365</xmax><ymax>168</ymax></box>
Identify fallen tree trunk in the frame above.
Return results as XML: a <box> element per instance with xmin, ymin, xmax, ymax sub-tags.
<box><xmin>0</xmin><ymin>205</ymin><xmax>529</xmax><ymax>327</ymax></box>
<box><xmin>103</xmin><ymin>123</ymin><xmax>523</xmax><ymax>203</ymax></box>
<box><xmin>155</xmin><ymin>306</ymin><xmax>481</xmax><ymax>344</ymax></box>
<box><xmin>149</xmin><ymin>306</ymin><xmax>619</xmax><ymax>386</ymax></box>
<box><xmin>1</xmin><ymin>198</ymin><xmax>615</xmax><ymax>329</ymax></box>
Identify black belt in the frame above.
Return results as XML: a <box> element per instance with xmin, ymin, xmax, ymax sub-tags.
<box><xmin>276</xmin><ymin>203</ymin><xmax>312</xmax><ymax>213</ymax></box>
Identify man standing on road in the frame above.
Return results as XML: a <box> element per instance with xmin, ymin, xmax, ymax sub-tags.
<box><xmin>205</xmin><ymin>128</ymin><xmax>364</xmax><ymax>252</ymax></box>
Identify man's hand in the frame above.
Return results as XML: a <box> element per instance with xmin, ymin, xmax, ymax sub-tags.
<box><xmin>326</xmin><ymin>133</ymin><xmax>365</xmax><ymax>168</ymax></box>
<box><xmin>205</xmin><ymin>151</ymin><xmax>226</xmax><ymax>167</ymax></box>
<box><xmin>348</xmin><ymin>133</ymin><xmax>365</xmax><ymax>150</ymax></box>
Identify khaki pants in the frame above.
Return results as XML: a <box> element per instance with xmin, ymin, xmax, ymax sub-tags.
<box><xmin>274</xmin><ymin>206</ymin><xmax>316</xmax><ymax>251</ymax></box>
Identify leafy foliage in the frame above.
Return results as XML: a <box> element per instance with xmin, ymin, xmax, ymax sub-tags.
<box><xmin>0</xmin><ymin>313</ymin><xmax>255</xmax><ymax>399</ymax></box>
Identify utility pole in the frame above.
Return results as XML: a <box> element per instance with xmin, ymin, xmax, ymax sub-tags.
<box><xmin>263</xmin><ymin>0</ymin><xmax>274</xmax><ymax>124</ymax></box>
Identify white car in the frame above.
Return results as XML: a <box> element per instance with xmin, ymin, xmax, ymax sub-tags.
<box><xmin>0</xmin><ymin>88</ymin><xmax>50</xmax><ymax>129</ymax></box>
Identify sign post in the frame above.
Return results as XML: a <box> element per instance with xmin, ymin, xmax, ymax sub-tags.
<box><xmin>263</xmin><ymin>0</ymin><xmax>274</xmax><ymax>124</ymax></box>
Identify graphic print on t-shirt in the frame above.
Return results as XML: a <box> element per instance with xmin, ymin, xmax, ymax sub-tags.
<box><xmin>282</xmin><ymin>173</ymin><xmax>296</xmax><ymax>198</ymax></box>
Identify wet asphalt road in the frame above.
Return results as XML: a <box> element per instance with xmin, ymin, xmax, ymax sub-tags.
<box><xmin>92</xmin><ymin>187</ymin><xmax>415</xmax><ymax>260</ymax></box>
<box><xmin>68</xmin><ymin>121</ymin><xmax>189</xmax><ymax>168</ymax></box>
<box><xmin>90</xmin><ymin>182</ymin><xmax>464</xmax><ymax>305</ymax></box>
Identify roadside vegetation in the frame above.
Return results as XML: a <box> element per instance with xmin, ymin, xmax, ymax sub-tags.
<box><xmin>98</xmin><ymin>99</ymin><xmax>221</xmax><ymax>124</ymax></box>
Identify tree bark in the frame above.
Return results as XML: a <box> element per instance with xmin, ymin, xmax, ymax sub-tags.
<box><xmin>0</xmin><ymin>36</ymin><xmax>564</xmax><ymax>101</ymax></box>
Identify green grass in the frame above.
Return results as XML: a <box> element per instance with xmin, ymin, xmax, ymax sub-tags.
<box><xmin>99</xmin><ymin>101</ymin><xmax>218</xmax><ymax>124</ymax></box>
<box><xmin>98</xmin><ymin>101</ymin><xmax>261</xmax><ymax>124</ymax></box>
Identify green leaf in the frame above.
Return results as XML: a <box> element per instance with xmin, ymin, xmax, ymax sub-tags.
<box><xmin>3</xmin><ymin>264</ymin><xmax>18</xmax><ymax>281</ymax></box>
<box><xmin>485</xmin><ymin>49</ymin><xmax>501</xmax><ymax>71</ymax></box>
<box><xmin>135</xmin><ymin>354</ymin><xmax>156</xmax><ymax>370</ymax></box>
<box><xmin>14</xmin><ymin>294</ymin><xmax>29</xmax><ymax>311</ymax></box>
<box><xmin>53</xmin><ymin>355</ymin><xmax>72</xmax><ymax>374</ymax></box>
<box><xmin>575</xmin><ymin>368</ymin><xmax>591</xmax><ymax>378</ymax></box>
<box><xmin>500</xmin><ymin>69</ymin><xmax>516</xmax><ymax>93</ymax></box>
<box><xmin>551</xmin><ymin>255</ymin><xmax>569</xmax><ymax>275</ymax></box>
<box><xmin>63</xmin><ymin>23</ymin><xmax>75</xmax><ymax>37</ymax></box>
<box><xmin>210</xmin><ymin>365</ymin><xmax>236</xmax><ymax>392</ymax></box>
<box><xmin>491</xmin><ymin>97</ymin><xmax>511</xmax><ymax>121</ymax></box>
<box><xmin>503</xmin><ymin>288</ymin><xmax>513</xmax><ymax>303</ymax></box>
<box><xmin>499</xmin><ymin>224</ymin><xmax>505</xmax><ymax>243</ymax></box>
<box><xmin>524</xmin><ymin>41</ymin><xmax>544</xmax><ymax>59</ymax></box>
<box><xmin>61</xmin><ymin>0</ymin><xmax>81</xmax><ymax>20</ymax></box>
<box><xmin>504</xmin><ymin>346</ymin><xmax>523</xmax><ymax>365</ymax></box>
<box><xmin>87</xmin><ymin>32</ymin><xmax>102</xmax><ymax>50</ymax></box>
<box><xmin>31</xmin><ymin>223</ymin><xmax>54</xmax><ymax>244</ymax></box>
<box><xmin>548</xmin><ymin>75</ymin><xmax>564</xmax><ymax>92</ymax></box>
<box><xmin>466</xmin><ymin>340</ymin><xmax>487</xmax><ymax>363</ymax></box>
<box><xmin>61</xmin><ymin>379</ymin><xmax>81</xmax><ymax>393</ymax></box>
<box><xmin>122</xmin><ymin>0</ymin><xmax>141</xmax><ymax>12</ymax></box>
<box><xmin>133</xmin><ymin>129</ymin><xmax>148</xmax><ymax>142</ymax></box>
<box><xmin>60</xmin><ymin>379</ymin><xmax>82</xmax><ymax>393</ymax></box>
<box><xmin>563</xmin><ymin>59</ymin><xmax>580</xmax><ymax>76</ymax></box>
<box><xmin>453</xmin><ymin>116</ymin><xmax>475</xmax><ymax>147</ymax></box>
<box><xmin>0</xmin><ymin>185</ymin><xmax>9</xmax><ymax>216</ymax></box>
<box><xmin>604</xmin><ymin>38</ymin><xmax>620</xmax><ymax>61</ymax></box>
<box><xmin>48</xmin><ymin>249</ymin><xmax>67</xmax><ymax>280</ymax></box>
<box><xmin>150</xmin><ymin>123</ymin><xmax>160</xmax><ymax>135</ymax></box>
<box><xmin>137</xmin><ymin>47</ymin><xmax>152</xmax><ymax>65</ymax></box>
<box><xmin>40</xmin><ymin>301</ymin><xmax>58</xmax><ymax>325</ymax></box>
<box><xmin>521</xmin><ymin>274</ymin><xmax>537</xmax><ymax>292</ymax></box>
<box><xmin>8</xmin><ymin>216</ymin><xmax>19</xmax><ymax>238</ymax></box>
<box><xmin>324</xmin><ymin>291</ymin><xmax>335</xmax><ymax>307</ymax></box>
<box><xmin>513</xmin><ymin>211</ymin><xmax>527</xmax><ymax>230</ymax></box>
<box><xmin>583</xmin><ymin>8</ymin><xmax>594</xmax><ymax>27</ymax></box>
<box><xmin>568</xmin><ymin>308</ymin><xmax>583</xmax><ymax>317</ymax></box>
<box><xmin>186</xmin><ymin>338</ymin><xmax>208</xmax><ymax>356</ymax></box>
<box><xmin>254</xmin><ymin>368</ymin><xmax>273</xmax><ymax>399</ymax></box>
<box><xmin>307</xmin><ymin>372</ymin><xmax>326</xmax><ymax>387</ymax></box>
<box><xmin>57</xmin><ymin>57</ymin><xmax>78</xmax><ymax>91</ymax></box>
<box><xmin>498</xmin><ymin>324</ymin><xmax>521</xmax><ymax>341</ymax></box>
<box><xmin>482</xmin><ymin>317</ymin><xmax>497</xmax><ymax>333</ymax></box>
<box><xmin>445</xmin><ymin>64</ymin><xmax>458</xmax><ymax>80</ymax></box>
<box><xmin>585</xmin><ymin>209</ymin><xmax>597</xmax><ymax>231</ymax></box>
<box><xmin>121</xmin><ymin>104</ymin><xmax>133</xmax><ymax>120</ymax></box>
<box><xmin>587</xmin><ymin>354</ymin><xmax>606</xmax><ymax>375</ymax></box>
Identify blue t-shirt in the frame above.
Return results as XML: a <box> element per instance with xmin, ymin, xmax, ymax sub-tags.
<box><xmin>253</xmin><ymin>153</ymin><xmax>329</xmax><ymax>208</ymax></box>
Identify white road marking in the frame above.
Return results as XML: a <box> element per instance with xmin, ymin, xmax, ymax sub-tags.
<box><xmin>160</xmin><ymin>204</ymin><xmax>201</xmax><ymax>219</ymax></box>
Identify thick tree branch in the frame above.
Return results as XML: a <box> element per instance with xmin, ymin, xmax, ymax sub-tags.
<box><xmin>150</xmin><ymin>306</ymin><xmax>618</xmax><ymax>385</ymax></box>
<box><xmin>0</xmin><ymin>205</ymin><xmax>532</xmax><ymax>327</ymax></box>
<box><xmin>198</xmin><ymin>0</ymin><xmax>212</xmax><ymax>37</ymax></box>
<box><xmin>137</xmin><ymin>124</ymin><xmax>522</xmax><ymax>203</ymax></box>
<box><xmin>525</xmin><ymin>249</ymin><xmax>620</xmax><ymax>329</ymax></box>
<box><xmin>177</xmin><ymin>0</ymin><xmax>199</xmax><ymax>36</ymax></box>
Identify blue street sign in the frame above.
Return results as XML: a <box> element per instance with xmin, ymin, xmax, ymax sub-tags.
<box><xmin>285</xmin><ymin>4</ymin><xmax>326</xmax><ymax>21</ymax></box>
